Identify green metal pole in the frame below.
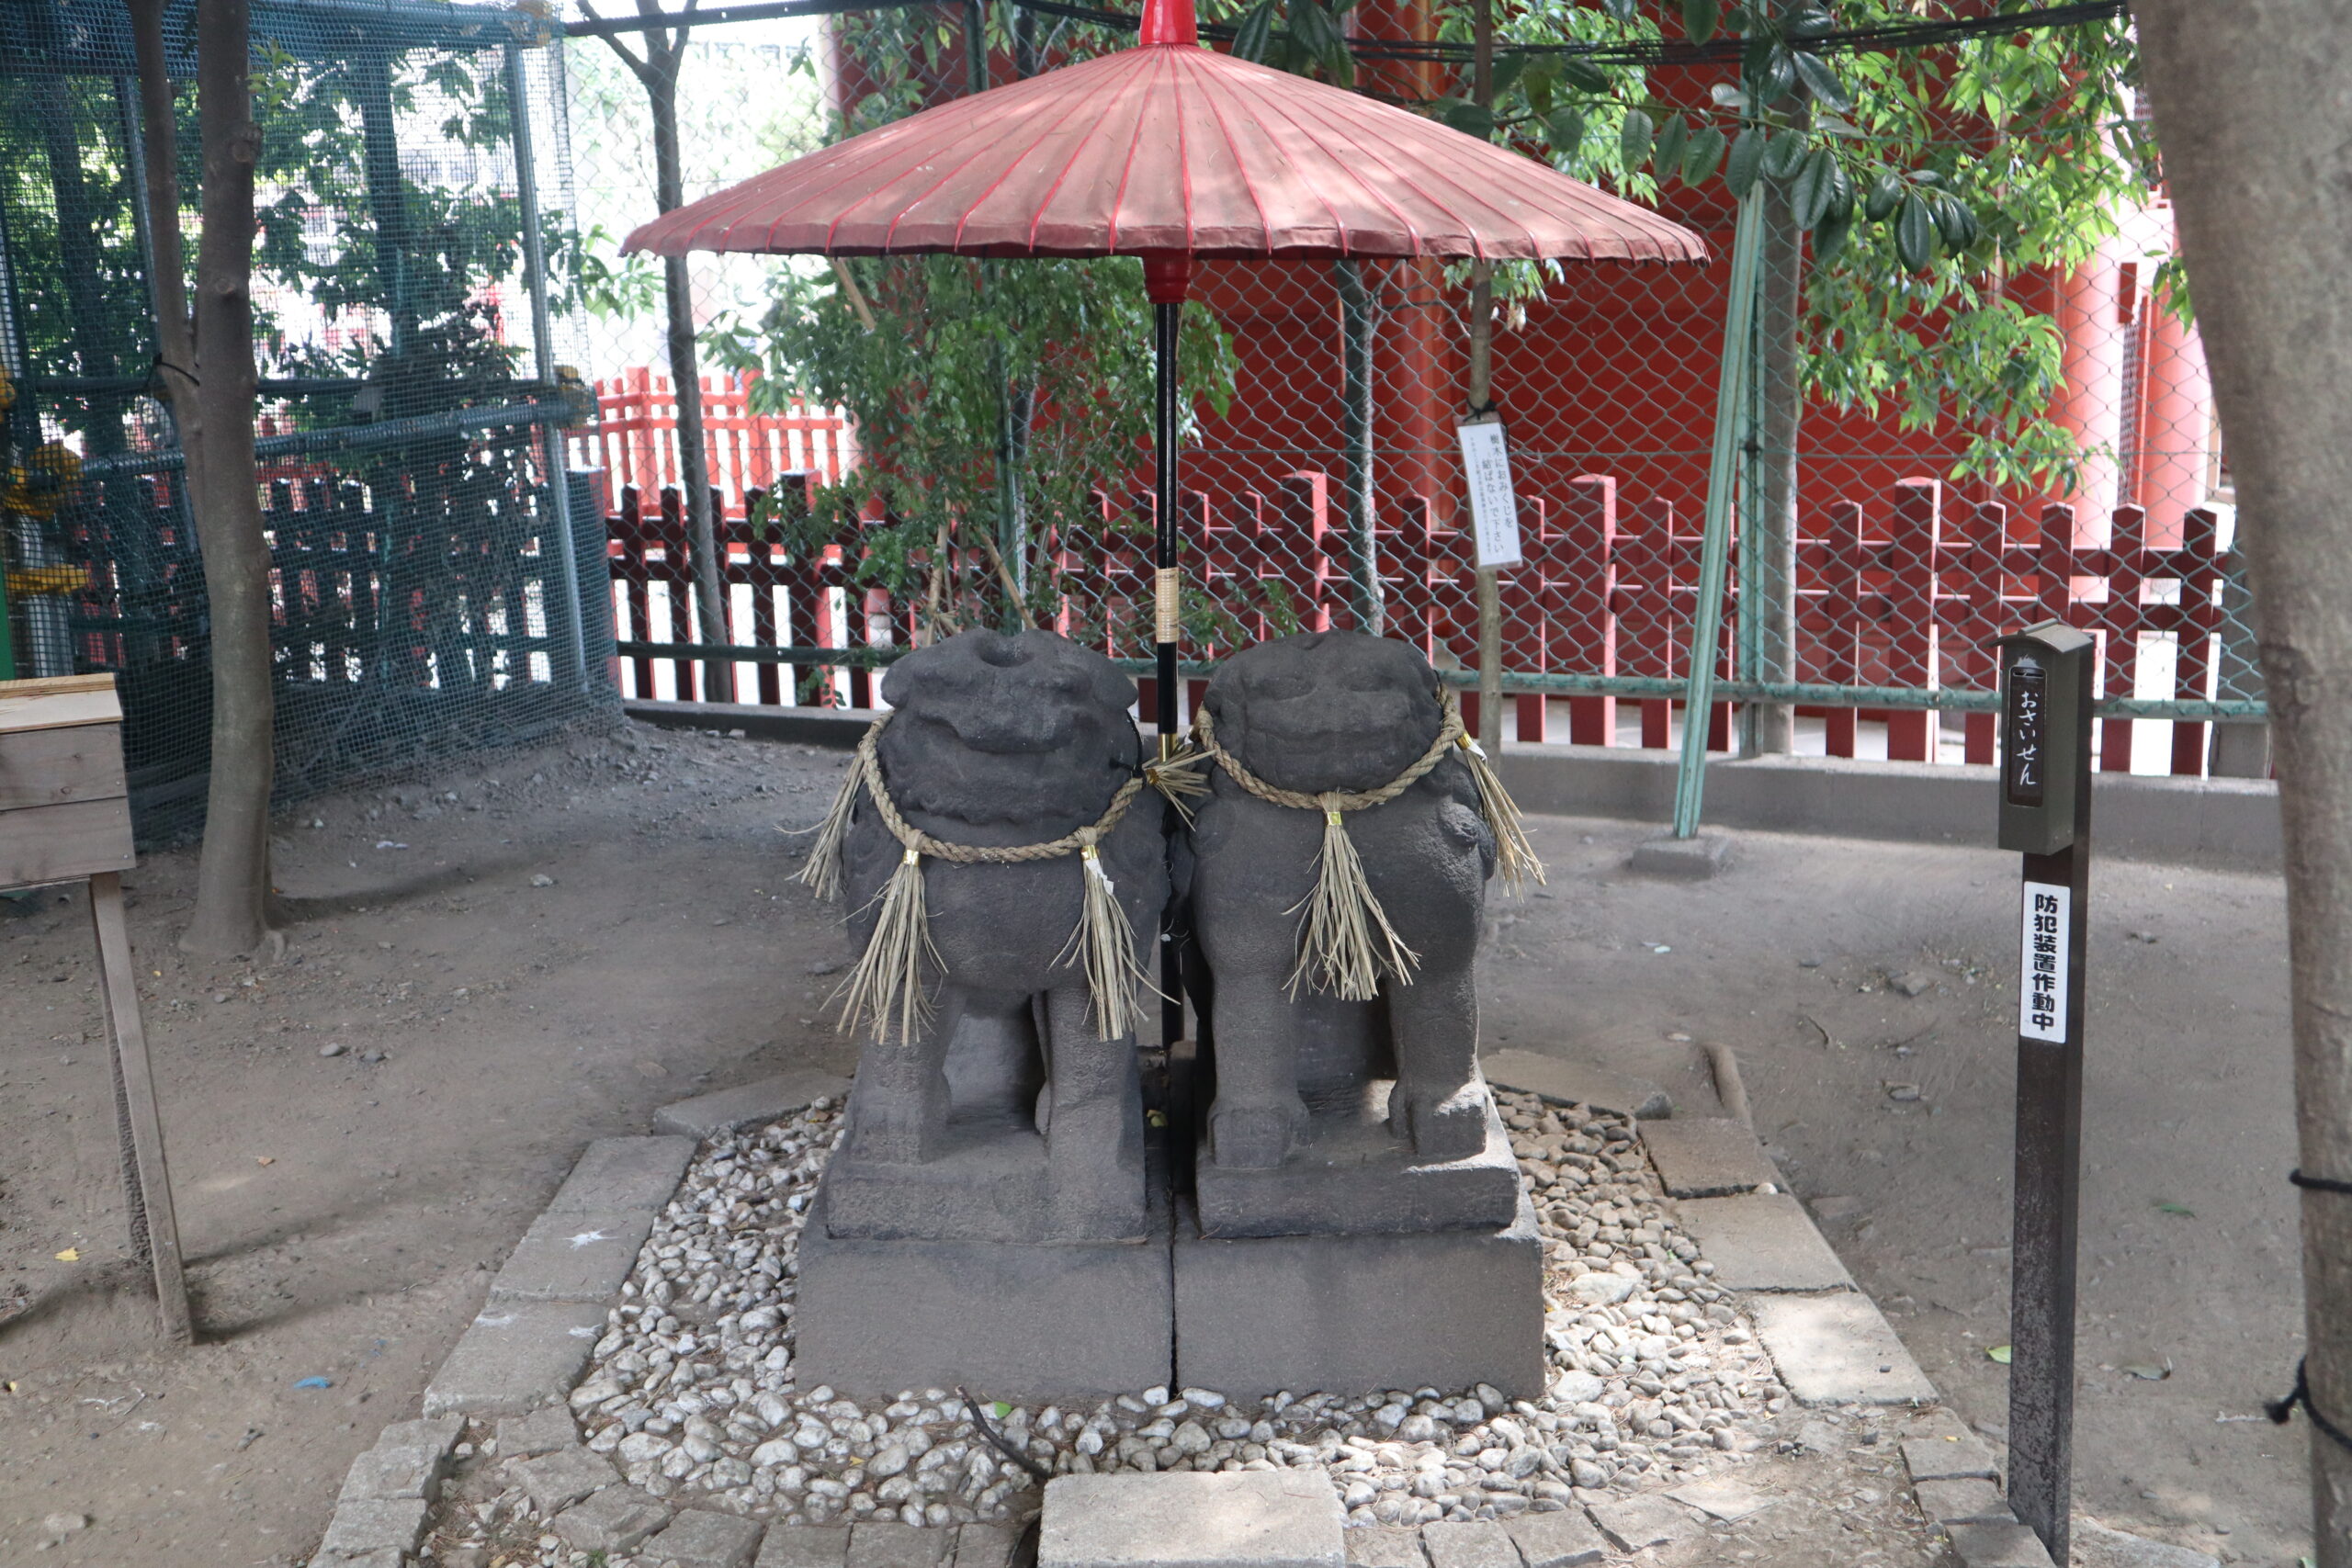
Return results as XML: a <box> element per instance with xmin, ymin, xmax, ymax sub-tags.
<box><xmin>1671</xmin><ymin>191</ymin><xmax>1766</xmax><ymax>839</ymax></box>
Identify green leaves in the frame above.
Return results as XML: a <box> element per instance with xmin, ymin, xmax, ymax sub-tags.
<box><xmin>1894</xmin><ymin>190</ymin><xmax>1934</xmax><ymax>270</ymax></box>
<box><xmin>1231</xmin><ymin>1</ymin><xmax>1273</xmax><ymax>63</ymax></box>
<box><xmin>1545</xmin><ymin>107</ymin><xmax>1587</xmax><ymax>156</ymax></box>
<box><xmin>1435</xmin><ymin>97</ymin><xmax>1496</xmax><ymax>141</ymax></box>
<box><xmin>1792</xmin><ymin>147</ymin><xmax>1848</xmax><ymax>231</ymax></box>
<box><xmin>1619</xmin><ymin>108</ymin><xmax>1654</xmax><ymax>171</ymax></box>
<box><xmin>1744</xmin><ymin>38</ymin><xmax>1796</xmax><ymax>105</ymax></box>
<box><xmin>1680</xmin><ymin>0</ymin><xmax>1719</xmax><ymax>45</ymax></box>
<box><xmin>1791</xmin><ymin>51</ymin><xmax>1849</xmax><ymax>110</ymax></box>
<box><xmin>1864</xmin><ymin>169</ymin><xmax>1904</xmax><ymax>223</ymax></box>
<box><xmin>1559</xmin><ymin>56</ymin><xmax>1612</xmax><ymax>95</ymax></box>
<box><xmin>1653</xmin><ymin>115</ymin><xmax>1689</xmax><ymax>183</ymax></box>
<box><xmin>1725</xmin><ymin>126</ymin><xmax>1766</xmax><ymax>197</ymax></box>
<box><xmin>1682</xmin><ymin>123</ymin><xmax>1727</xmax><ymax>186</ymax></box>
<box><xmin>1763</xmin><ymin>126</ymin><xmax>1809</xmax><ymax>181</ymax></box>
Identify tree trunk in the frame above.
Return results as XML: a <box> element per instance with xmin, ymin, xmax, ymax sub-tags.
<box><xmin>1742</xmin><ymin>162</ymin><xmax>1804</xmax><ymax>756</ymax></box>
<box><xmin>645</xmin><ymin>65</ymin><xmax>730</xmax><ymax>705</ymax></box>
<box><xmin>182</xmin><ymin>0</ymin><xmax>275</xmax><ymax>956</ymax></box>
<box><xmin>1335</xmin><ymin>258</ymin><xmax>1384</xmax><ymax>634</ymax></box>
<box><xmin>1464</xmin><ymin>0</ymin><xmax>1501</xmax><ymax>752</ymax></box>
<box><xmin>2132</xmin><ymin>5</ymin><xmax>2352</xmax><ymax>1559</ymax></box>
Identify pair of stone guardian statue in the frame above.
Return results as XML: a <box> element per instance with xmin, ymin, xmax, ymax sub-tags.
<box><xmin>797</xmin><ymin>626</ymin><xmax>1541</xmax><ymax>1247</ymax></box>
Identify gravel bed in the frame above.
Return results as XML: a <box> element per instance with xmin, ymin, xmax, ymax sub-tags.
<box><xmin>559</xmin><ymin>1088</ymin><xmax>1788</xmax><ymax>1529</ymax></box>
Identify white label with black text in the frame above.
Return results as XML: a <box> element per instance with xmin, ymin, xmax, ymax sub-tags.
<box><xmin>1458</xmin><ymin>418</ymin><xmax>1523</xmax><ymax>568</ymax></box>
<box><xmin>2018</xmin><ymin>881</ymin><xmax>2070</xmax><ymax>1042</ymax></box>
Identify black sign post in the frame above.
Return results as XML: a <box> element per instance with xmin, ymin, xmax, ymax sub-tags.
<box><xmin>1996</xmin><ymin>620</ymin><xmax>2095</xmax><ymax>1565</ymax></box>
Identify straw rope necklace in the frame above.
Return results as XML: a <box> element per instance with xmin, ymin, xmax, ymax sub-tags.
<box><xmin>1184</xmin><ymin>687</ymin><xmax>1544</xmax><ymax>1002</ymax></box>
<box><xmin>797</xmin><ymin>714</ymin><xmax>1200</xmax><ymax>1045</ymax></box>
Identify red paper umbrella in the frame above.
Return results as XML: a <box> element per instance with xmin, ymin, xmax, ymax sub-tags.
<box><xmin>624</xmin><ymin>0</ymin><xmax>1704</xmax><ymax>737</ymax></box>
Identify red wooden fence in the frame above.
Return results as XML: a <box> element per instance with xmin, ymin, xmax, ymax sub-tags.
<box><xmin>603</xmin><ymin>471</ymin><xmax>2243</xmax><ymax>776</ymax></box>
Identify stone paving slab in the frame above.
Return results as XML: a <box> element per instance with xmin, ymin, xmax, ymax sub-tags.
<box><xmin>1945</xmin><ymin>1520</ymin><xmax>2058</xmax><ymax>1568</ymax></box>
<box><xmin>548</xmin><ymin>1134</ymin><xmax>697</xmax><ymax>1213</ymax></box>
<box><xmin>759</xmin><ymin>1525</ymin><xmax>854</xmax><ymax>1568</ymax></box>
<box><xmin>489</xmin><ymin>1206</ymin><xmax>658</xmax><ymax>1303</ymax></box>
<box><xmin>1419</xmin><ymin>1519</ymin><xmax>1518</xmax><ymax>1568</ymax></box>
<box><xmin>1479</xmin><ymin>1050</ymin><xmax>1672</xmax><ymax>1120</ymax></box>
<box><xmin>1629</xmin><ymin>830</ymin><xmax>1734</xmax><ymax>879</ymax></box>
<box><xmin>1913</xmin><ymin>1476</ymin><xmax>2013</xmax><ymax>1525</ymax></box>
<box><xmin>495</xmin><ymin>1404</ymin><xmax>581</xmax><ymax>1460</ymax></box>
<box><xmin>511</xmin><ymin>1444</ymin><xmax>617</xmax><ymax>1514</ymax></box>
<box><xmin>1501</xmin><ymin>1509</ymin><xmax>1606</xmax><ymax>1568</ymax></box>
<box><xmin>1664</xmin><ymin>1475</ymin><xmax>1774</xmax><ymax>1524</ymax></box>
<box><xmin>1342</xmin><ymin>1525</ymin><xmax>1426</xmax><ymax>1568</ymax></box>
<box><xmin>1639</xmin><ymin>1117</ymin><xmax>1777</xmax><ymax>1198</ymax></box>
<box><xmin>551</xmin><ymin>1483</ymin><xmax>672</xmax><ymax>1553</ymax></box>
<box><xmin>850</xmin><ymin>1521</ymin><xmax>951</xmax><ymax>1568</ymax></box>
<box><xmin>2075</xmin><ymin>1518</ymin><xmax>2222</xmax><ymax>1568</ymax></box>
<box><xmin>421</xmin><ymin>1299</ymin><xmax>607</xmax><ymax>1417</ymax></box>
<box><xmin>1748</xmin><ymin>1292</ymin><xmax>1939</xmax><ymax>1406</ymax></box>
<box><xmin>1040</xmin><ymin>1472</ymin><xmax>1345</xmax><ymax>1568</ymax></box>
<box><xmin>314</xmin><ymin>1496</ymin><xmax>430</xmax><ymax>1561</ymax></box>
<box><xmin>1585</xmin><ymin>1493</ymin><xmax>1699</xmax><ymax>1553</ymax></box>
<box><xmin>1671</xmin><ymin>1192</ymin><xmax>1854</xmax><ymax>1292</ymax></box>
<box><xmin>335</xmin><ymin>1442</ymin><xmax>446</xmax><ymax>1507</ymax></box>
<box><xmin>1901</xmin><ymin>1433</ymin><xmax>2000</xmax><ymax>1483</ymax></box>
<box><xmin>952</xmin><ymin>1523</ymin><xmax>1018</xmax><ymax>1568</ymax></box>
<box><xmin>654</xmin><ymin>1070</ymin><xmax>854</xmax><ymax>1139</ymax></box>
<box><xmin>646</xmin><ymin>1506</ymin><xmax>768</xmax><ymax>1568</ymax></box>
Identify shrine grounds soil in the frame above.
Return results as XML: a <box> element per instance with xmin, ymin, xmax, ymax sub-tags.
<box><xmin>0</xmin><ymin>717</ymin><xmax>2307</xmax><ymax>1565</ymax></box>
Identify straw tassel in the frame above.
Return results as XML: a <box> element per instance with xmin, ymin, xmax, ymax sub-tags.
<box><xmin>1288</xmin><ymin>795</ymin><xmax>1419</xmax><ymax>1001</ymax></box>
<box><xmin>1455</xmin><ymin>732</ymin><xmax>1546</xmax><ymax>894</ymax></box>
<box><xmin>793</xmin><ymin>747</ymin><xmax>867</xmax><ymax>903</ymax></box>
<box><xmin>1057</xmin><ymin>829</ymin><xmax>1151</xmax><ymax>1041</ymax></box>
<box><xmin>1142</xmin><ymin>741</ymin><xmax>1209</xmax><ymax>823</ymax></box>
<box><xmin>833</xmin><ymin>845</ymin><xmax>941</xmax><ymax>1045</ymax></box>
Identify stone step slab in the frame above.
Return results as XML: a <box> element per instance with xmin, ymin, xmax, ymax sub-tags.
<box><xmin>1419</xmin><ymin>1519</ymin><xmax>1517</xmax><ymax>1568</ymax></box>
<box><xmin>1479</xmin><ymin>1050</ymin><xmax>1672</xmax><ymax>1121</ymax></box>
<box><xmin>1900</xmin><ymin>1432</ymin><xmax>2001</xmax><ymax>1483</ymax></box>
<box><xmin>422</xmin><ymin>1299</ymin><xmax>607</xmax><ymax>1418</ymax></box>
<box><xmin>654</xmin><ymin>1069</ymin><xmax>854</xmax><ymax>1140</ymax></box>
<box><xmin>1584</xmin><ymin>1494</ymin><xmax>1699</xmax><ymax>1554</ymax></box>
<box><xmin>1638</xmin><ymin>1117</ymin><xmax>1778</xmax><ymax>1198</ymax></box>
<box><xmin>489</xmin><ymin>1207</ymin><xmax>658</xmax><ymax>1303</ymax></box>
<box><xmin>1502</xmin><ymin>1509</ymin><xmax>1606</xmax><ymax>1568</ymax></box>
<box><xmin>1748</xmin><ymin>1292</ymin><xmax>1939</xmax><ymax>1406</ymax></box>
<box><xmin>646</xmin><ymin>1507</ymin><xmax>768</xmax><ymax>1568</ymax></box>
<box><xmin>548</xmin><ymin>1135</ymin><xmax>696</xmax><ymax>1213</ymax></box>
<box><xmin>1039</xmin><ymin>1472</ymin><xmax>1345</xmax><ymax>1568</ymax></box>
<box><xmin>1670</xmin><ymin>1192</ymin><xmax>1855</xmax><ymax>1293</ymax></box>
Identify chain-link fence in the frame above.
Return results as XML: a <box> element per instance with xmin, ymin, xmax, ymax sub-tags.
<box><xmin>1</xmin><ymin>0</ymin><xmax>616</xmax><ymax>838</ymax></box>
<box><xmin>557</xmin><ymin>0</ymin><xmax>2255</xmax><ymax>780</ymax></box>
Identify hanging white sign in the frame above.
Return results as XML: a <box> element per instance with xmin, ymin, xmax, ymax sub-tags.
<box><xmin>2018</xmin><ymin>881</ymin><xmax>2071</xmax><ymax>1043</ymax></box>
<box><xmin>1458</xmin><ymin>416</ymin><xmax>1523</xmax><ymax>568</ymax></box>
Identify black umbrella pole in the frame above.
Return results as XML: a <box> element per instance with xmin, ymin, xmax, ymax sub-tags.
<box><xmin>1153</xmin><ymin>296</ymin><xmax>1183</xmax><ymax>1049</ymax></box>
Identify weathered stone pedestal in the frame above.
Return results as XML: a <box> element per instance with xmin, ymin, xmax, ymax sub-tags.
<box><xmin>794</xmin><ymin>1188</ymin><xmax>1173</xmax><ymax>1402</ymax></box>
<box><xmin>1170</xmin><ymin>1192</ymin><xmax>1545</xmax><ymax>1399</ymax></box>
<box><xmin>1193</xmin><ymin>1076</ymin><xmax>1521</xmax><ymax>1239</ymax></box>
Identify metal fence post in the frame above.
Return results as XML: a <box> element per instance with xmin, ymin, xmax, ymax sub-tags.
<box><xmin>507</xmin><ymin>40</ymin><xmax>590</xmax><ymax>690</ymax></box>
<box><xmin>1670</xmin><ymin>191</ymin><xmax>1765</xmax><ymax>839</ymax></box>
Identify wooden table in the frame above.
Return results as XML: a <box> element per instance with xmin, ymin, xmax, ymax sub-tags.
<box><xmin>1</xmin><ymin>673</ymin><xmax>191</xmax><ymax>1344</ymax></box>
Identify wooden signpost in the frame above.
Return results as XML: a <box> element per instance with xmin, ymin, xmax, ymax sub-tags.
<box><xmin>0</xmin><ymin>672</ymin><xmax>191</xmax><ymax>1345</ymax></box>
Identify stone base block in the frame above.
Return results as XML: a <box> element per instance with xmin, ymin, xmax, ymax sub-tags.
<box><xmin>1628</xmin><ymin>831</ymin><xmax>1733</xmax><ymax>878</ymax></box>
<box><xmin>821</xmin><ymin>1115</ymin><xmax>1149</xmax><ymax>1245</ymax></box>
<box><xmin>1639</xmin><ymin>1118</ymin><xmax>1775</xmax><ymax>1198</ymax></box>
<box><xmin>1195</xmin><ymin>1078</ymin><xmax>1521</xmax><ymax>1239</ymax></box>
<box><xmin>1170</xmin><ymin>1194</ymin><xmax>1544</xmax><ymax>1398</ymax></box>
<box><xmin>795</xmin><ymin>1188</ymin><xmax>1172</xmax><ymax>1402</ymax></box>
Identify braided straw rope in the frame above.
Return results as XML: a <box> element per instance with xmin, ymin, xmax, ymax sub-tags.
<box><xmin>1189</xmin><ymin>686</ymin><xmax>1544</xmax><ymax>1000</ymax></box>
<box><xmin>796</xmin><ymin>712</ymin><xmax>1157</xmax><ymax>1043</ymax></box>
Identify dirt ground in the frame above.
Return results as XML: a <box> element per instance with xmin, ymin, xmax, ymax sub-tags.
<box><xmin>0</xmin><ymin>716</ymin><xmax>2309</xmax><ymax>1566</ymax></box>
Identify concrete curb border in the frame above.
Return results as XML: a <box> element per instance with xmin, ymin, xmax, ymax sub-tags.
<box><xmin>313</xmin><ymin>1055</ymin><xmax>2109</xmax><ymax>1568</ymax></box>
<box><xmin>1493</xmin><ymin>1060</ymin><xmax>2058</xmax><ymax>1568</ymax></box>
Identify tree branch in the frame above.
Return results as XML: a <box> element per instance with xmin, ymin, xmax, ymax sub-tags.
<box><xmin>579</xmin><ymin>0</ymin><xmax>655</xmax><ymax>82</ymax></box>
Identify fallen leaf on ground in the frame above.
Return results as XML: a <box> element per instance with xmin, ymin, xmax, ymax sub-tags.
<box><xmin>1987</xmin><ymin>1344</ymin><xmax>2012</xmax><ymax>1364</ymax></box>
<box><xmin>2155</xmin><ymin>1201</ymin><xmax>2195</xmax><ymax>1217</ymax></box>
<box><xmin>255</xmin><ymin>1156</ymin><xmax>274</xmax><ymax>1167</ymax></box>
<box><xmin>52</xmin><ymin>1248</ymin><xmax>78</xmax><ymax>1263</ymax></box>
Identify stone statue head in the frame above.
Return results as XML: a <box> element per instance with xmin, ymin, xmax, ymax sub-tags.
<box><xmin>874</xmin><ymin>629</ymin><xmax>1140</xmax><ymax>829</ymax></box>
<box><xmin>1202</xmin><ymin>632</ymin><xmax>1445</xmax><ymax>795</ymax></box>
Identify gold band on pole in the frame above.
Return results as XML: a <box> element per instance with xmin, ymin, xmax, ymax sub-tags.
<box><xmin>1154</xmin><ymin>567</ymin><xmax>1182</xmax><ymax>643</ymax></box>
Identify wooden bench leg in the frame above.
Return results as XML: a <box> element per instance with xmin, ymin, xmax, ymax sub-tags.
<box><xmin>88</xmin><ymin>872</ymin><xmax>192</xmax><ymax>1346</ymax></box>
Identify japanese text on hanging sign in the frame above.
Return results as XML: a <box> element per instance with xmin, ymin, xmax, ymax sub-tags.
<box><xmin>2018</xmin><ymin>881</ymin><xmax>2071</xmax><ymax>1043</ymax></box>
<box><xmin>1457</xmin><ymin>418</ymin><xmax>1522</xmax><ymax>569</ymax></box>
<box><xmin>2006</xmin><ymin>660</ymin><xmax>2045</xmax><ymax>807</ymax></box>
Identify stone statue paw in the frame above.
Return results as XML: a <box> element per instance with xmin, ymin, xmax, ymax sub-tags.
<box><xmin>1209</xmin><ymin>1094</ymin><xmax>1309</xmax><ymax>1170</ymax></box>
<box><xmin>1386</xmin><ymin>1077</ymin><xmax>1488</xmax><ymax>1164</ymax></box>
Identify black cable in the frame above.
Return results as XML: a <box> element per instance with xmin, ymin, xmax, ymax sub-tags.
<box><xmin>2291</xmin><ymin>1168</ymin><xmax>2352</xmax><ymax>1195</ymax></box>
<box><xmin>2268</xmin><ymin>1359</ymin><xmax>2352</xmax><ymax>1456</ymax></box>
<box><xmin>567</xmin><ymin>0</ymin><xmax>2129</xmax><ymax>67</ymax></box>
<box><xmin>957</xmin><ymin>1387</ymin><xmax>1055</xmax><ymax>1484</ymax></box>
